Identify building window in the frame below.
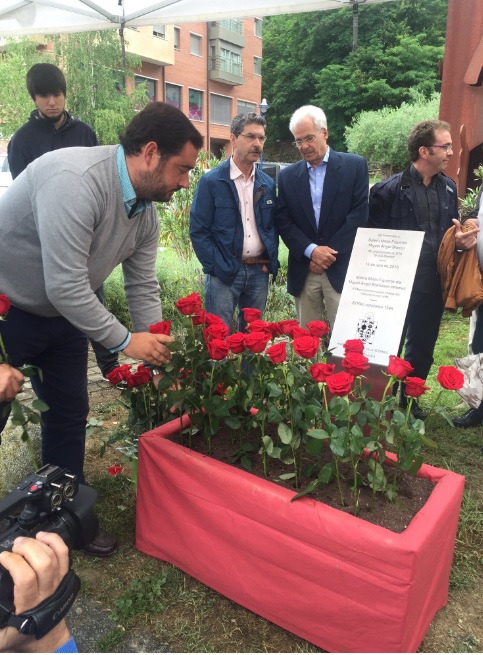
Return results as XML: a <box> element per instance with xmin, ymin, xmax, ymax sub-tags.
<box><xmin>174</xmin><ymin>27</ymin><xmax>180</xmax><ymax>49</ymax></box>
<box><xmin>190</xmin><ymin>33</ymin><xmax>202</xmax><ymax>56</ymax></box>
<box><xmin>153</xmin><ymin>24</ymin><xmax>166</xmax><ymax>39</ymax></box>
<box><xmin>219</xmin><ymin>18</ymin><xmax>244</xmax><ymax>35</ymax></box>
<box><xmin>254</xmin><ymin>18</ymin><xmax>263</xmax><ymax>38</ymax></box>
<box><xmin>211</xmin><ymin>94</ymin><xmax>231</xmax><ymax>126</ymax></box>
<box><xmin>254</xmin><ymin>56</ymin><xmax>262</xmax><ymax>76</ymax></box>
<box><xmin>237</xmin><ymin>100</ymin><xmax>257</xmax><ymax>115</ymax></box>
<box><xmin>189</xmin><ymin>89</ymin><xmax>203</xmax><ymax>121</ymax></box>
<box><xmin>135</xmin><ymin>75</ymin><xmax>156</xmax><ymax>102</ymax></box>
<box><xmin>166</xmin><ymin>83</ymin><xmax>181</xmax><ymax>109</ymax></box>
<box><xmin>220</xmin><ymin>48</ymin><xmax>242</xmax><ymax>75</ymax></box>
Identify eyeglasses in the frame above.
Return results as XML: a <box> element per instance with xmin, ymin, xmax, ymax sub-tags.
<box><xmin>429</xmin><ymin>143</ymin><xmax>453</xmax><ymax>153</ymax></box>
<box><xmin>292</xmin><ymin>130</ymin><xmax>323</xmax><ymax>148</ymax></box>
<box><xmin>238</xmin><ymin>133</ymin><xmax>267</xmax><ymax>142</ymax></box>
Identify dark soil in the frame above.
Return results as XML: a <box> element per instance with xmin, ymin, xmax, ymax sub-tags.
<box><xmin>168</xmin><ymin>421</ymin><xmax>435</xmax><ymax>533</ymax></box>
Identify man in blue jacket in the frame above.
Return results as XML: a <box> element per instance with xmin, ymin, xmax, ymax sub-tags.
<box><xmin>369</xmin><ymin>120</ymin><xmax>477</xmax><ymax>418</ymax></box>
<box><xmin>274</xmin><ymin>105</ymin><xmax>369</xmax><ymax>330</ymax></box>
<box><xmin>190</xmin><ymin>112</ymin><xmax>279</xmax><ymax>331</ymax></box>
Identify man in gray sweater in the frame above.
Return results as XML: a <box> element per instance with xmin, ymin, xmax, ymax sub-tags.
<box><xmin>0</xmin><ymin>102</ymin><xmax>203</xmax><ymax>556</ymax></box>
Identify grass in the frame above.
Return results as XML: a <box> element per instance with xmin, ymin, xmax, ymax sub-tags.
<box><xmin>83</xmin><ymin>268</ymin><xmax>482</xmax><ymax>653</ymax></box>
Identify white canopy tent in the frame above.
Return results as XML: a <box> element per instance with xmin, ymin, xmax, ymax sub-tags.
<box><xmin>0</xmin><ymin>0</ymin><xmax>393</xmax><ymax>36</ymax></box>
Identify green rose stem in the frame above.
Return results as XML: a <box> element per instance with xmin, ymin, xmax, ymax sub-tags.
<box><xmin>282</xmin><ymin>365</ymin><xmax>299</xmax><ymax>487</ymax></box>
<box><xmin>391</xmin><ymin>399</ymin><xmax>414</xmax><ymax>494</ymax></box>
<box><xmin>207</xmin><ymin>361</ymin><xmax>216</xmax><ymax>454</ymax></box>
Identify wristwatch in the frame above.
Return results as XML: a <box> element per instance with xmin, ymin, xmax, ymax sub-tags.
<box><xmin>150</xmin><ymin>366</ymin><xmax>164</xmax><ymax>376</ymax></box>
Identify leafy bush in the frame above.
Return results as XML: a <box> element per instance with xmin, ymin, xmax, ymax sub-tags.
<box><xmin>459</xmin><ymin>165</ymin><xmax>483</xmax><ymax>218</ymax></box>
<box><xmin>156</xmin><ymin>150</ymin><xmax>221</xmax><ymax>261</ymax></box>
<box><xmin>344</xmin><ymin>91</ymin><xmax>441</xmax><ymax>177</ymax></box>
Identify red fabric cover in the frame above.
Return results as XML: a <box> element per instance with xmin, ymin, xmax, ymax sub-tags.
<box><xmin>136</xmin><ymin>416</ymin><xmax>465</xmax><ymax>653</ymax></box>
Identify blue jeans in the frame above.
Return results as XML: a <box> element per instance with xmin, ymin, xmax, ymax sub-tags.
<box><xmin>205</xmin><ymin>264</ymin><xmax>269</xmax><ymax>332</ymax></box>
<box><xmin>0</xmin><ymin>305</ymin><xmax>89</xmax><ymax>482</ymax></box>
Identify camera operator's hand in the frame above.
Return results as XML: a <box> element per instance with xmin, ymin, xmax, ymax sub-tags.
<box><xmin>0</xmin><ymin>532</ymin><xmax>72</xmax><ymax>653</ymax></box>
<box><xmin>0</xmin><ymin>363</ymin><xmax>24</xmax><ymax>403</ymax></box>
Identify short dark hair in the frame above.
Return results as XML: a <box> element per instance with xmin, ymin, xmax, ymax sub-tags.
<box><xmin>120</xmin><ymin>102</ymin><xmax>203</xmax><ymax>156</ymax></box>
<box><xmin>26</xmin><ymin>63</ymin><xmax>66</xmax><ymax>100</ymax></box>
<box><xmin>230</xmin><ymin>112</ymin><xmax>266</xmax><ymax>137</ymax></box>
<box><xmin>407</xmin><ymin>120</ymin><xmax>451</xmax><ymax>162</ymax></box>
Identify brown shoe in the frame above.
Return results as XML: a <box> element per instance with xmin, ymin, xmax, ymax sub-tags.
<box><xmin>83</xmin><ymin>528</ymin><xmax>118</xmax><ymax>557</ymax></box>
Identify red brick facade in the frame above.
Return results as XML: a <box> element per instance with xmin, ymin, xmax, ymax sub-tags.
<box><xmin>138</xmin><ymin>19</ymin><xmax>263</xmax><ymax>156</ymax></box>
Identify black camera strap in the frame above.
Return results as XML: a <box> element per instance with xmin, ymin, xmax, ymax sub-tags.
<box><xmin>1</xmin><ymin>570</ymin><xmax>80</xmax><ymax>640</ymax></box>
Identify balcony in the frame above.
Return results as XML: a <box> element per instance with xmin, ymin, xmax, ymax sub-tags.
<box><xmin>209</xmin><ymin>20</ymin><xmax>245</xmax><ymax>48</ymax></box>
<box><xmin>209</xmin><ymin>56</ymin><xmax>244</xmax><ymax>86</ymax></box>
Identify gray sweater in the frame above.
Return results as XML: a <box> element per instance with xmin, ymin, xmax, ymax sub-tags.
<box><xmin>0</xmin><ymin>146</ymin><xmax>161</xmax><ymax>350</ymax></box>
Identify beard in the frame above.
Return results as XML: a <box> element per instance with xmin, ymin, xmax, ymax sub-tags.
<box><xmin>40</xmin><ymin>110</ymin><xmax>65</xmax><ymax>124</ymax></box>
<box><xmin>135</xmin><ymin>162</ymin><xmax>180</xmax><ymax>203</ymax></box>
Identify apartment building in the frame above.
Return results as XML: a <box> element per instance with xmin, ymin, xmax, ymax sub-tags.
<box><xmin>127</xmin><ymin>18</ymin><xmax>264</xmax><ymax>156</ymax></box>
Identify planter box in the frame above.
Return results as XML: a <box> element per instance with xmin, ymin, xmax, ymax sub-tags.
<box><xmin>136</xmin><ymin>416</ymin><xmax>465</xmax><ymax>653</ymax></box>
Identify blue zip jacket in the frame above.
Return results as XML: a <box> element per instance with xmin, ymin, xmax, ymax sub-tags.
<box><xmin>190</xmin><ymin>158</ymin><xmax>279</xmax><ymax>286</ymax></box>
<box><xmin>8</xmin><ymin>109</ymin><xmax>98</xmax><ymax>179</ymax></box>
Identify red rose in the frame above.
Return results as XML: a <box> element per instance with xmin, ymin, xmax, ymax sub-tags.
<box><xmin>204</xmin><ymin>322</ymin><xmax>229</xmax><ymax>341</ymax></box>
<box><xmin>266</xmin><ymin>342</ymin><xmax>287</xmax><ymax>364</ymax></box>
<box><xmin>343</xmin><ymin>339</ymin><xmax>365</xmax><ymax>354</ymax></box>
<box><xmin>243</xmin><ymin>307</ymin><xmax>262</xmax><ymax>323</ymax></box>
<box><xmin>404</xmin><ymin>376</ymin><xmax>430</xmax><ymax>398</ymax></box>
<box><xmin>207</xmin><ymin>338</ymin><xmax>229</xmax><ymax>360</ymax></box>
<box><xmin>133</xmin><ymin>364</ymin><xmax>152</xmax><ymax>385</ymax></box>
<box><xmin>306</xmin><ymin>320</ymin><xmax>330</xmax><ymax>337</ymax></box>
<box><xmin>106</xmin><ymin>364</ymin><xmax>132</xmax><ymax>385</ymax></box>
<box><xmin>309</xmin><ymin>362</ymin><xmax>335</xmax><ymax>383</ymax></box>
<box><xmin>128</xmin><ymin>369</ymin><xmax>151</xmax><ymax>387</ymax></box>
<box><xmin>214</xmin><ymin>382</ymin><xmax>227</xmax><ymax>396</ymax></box>
<box><xmin>386</xmin><ymin>355</ymin><xmax>414</xmax><ymax>380</ymax></box>
<box><xmin>269</xmin><ymin>322</ymin><xmax>284</xmax><ymax>338</ymax></box>
<box><xmin>108</xmin><ymin>465</ymin><xmax>123</xmax><ymax>476</ymax></box>
<box><xmin>326</xmin><ymin>371</ymin><xmax>354</xmax><ymax>396</ymax></box>
<box><xmin>341</xmin><ymin>351</ymin><xmax>370</xmax><ymax>376</ymax></box>
<box><xmin>436</xmin><ymin>365</ymin><xmax>464</xmax><ymax>391</ymax></box>
<box><xmin>292</xmin><ymin>326</ymin><xmax>311</xmax><ymax>338</ymax></box>
<box><xmin>226</xmin><ymin>333</ymin><xmax>246</xmax><ymax>354</ymax></box>
<box><xmin>175</xmin><ymin>292</ymin><xmax>203</xmax><ymax>315</ymax></box>
<box><xmin>149</xmin><ymin>321</ymin><xmax>172</xmax><ymax>336</ymax></box>
<box><xmin>246</xmin><ymin>319</ymin><xmax>272</xmax><ymax>335</ymax></box>
<box><xmin>245</xmin><ymin>331</ymin><xmax>271</xmax><ymax>353</ymax></box>
<box><xmin>205</xmin><ymin>313</ymin><xmax>226</xmax><ymax>326</ymax></box>
<box><xmin>292</xmin><ymin>336</ymin><xmax>320</xmax><ymax>359</ymax></box>
<box><xmin>277</xmin><ymin>319</ymin><xmax>299</xmax><ymax>336</ymax></box>
<box><xmin>0</xmin><ymin>294</ymin><xmax>11</xmax><ymax>316</ymax></box>
<box><xmin>191</xmin><ymin>309</ymin><xmax>207</xmax><ymax>326</ymax></box>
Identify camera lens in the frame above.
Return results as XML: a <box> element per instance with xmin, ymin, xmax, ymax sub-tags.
<box><xmin>51</xmin><ymin>490</ymin><xmax>63</xmax><ymax>508</ymax></box>
<box><xmin>63</xmin><ymin>482</ymin><xmax>76</xmax><ymax>499</ymax></box>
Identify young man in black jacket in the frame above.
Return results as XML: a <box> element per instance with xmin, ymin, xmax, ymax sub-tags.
<box><xmin>8</xmin><ymin>62</ymin><xmax>120</xmax><ymax>381</ymax></box>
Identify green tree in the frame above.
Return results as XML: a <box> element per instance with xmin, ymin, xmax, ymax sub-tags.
<box><xmin>0</xmin><ymin>32</ymin><xmax>147</xmax><ymax>143</ymax></box>
<box><xmin>261</xmin><ymin>0</ymin><xmax>448</xmax><ymax>152</ymax></box>
<box><xmin>344</xmin><ymin>91</ymin><xmax>441</xmax><ymax>175</ymax></box>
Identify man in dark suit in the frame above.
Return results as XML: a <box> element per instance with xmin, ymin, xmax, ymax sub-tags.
<box><xmin>275</xmin><ymin>105</ymin><xmax>369</xmax><ymax>329</ymax></box>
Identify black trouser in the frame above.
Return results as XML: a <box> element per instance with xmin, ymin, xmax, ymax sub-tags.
<box><xmin>472</xmin><ymin>304</ymin><xmax>483</xmax><ymax>355</ymax></box>
<box><xmin>0</xmin><ymin>306</ymin><xmax>89</xmax><ymax>481</ymax></box>
<box><xmin>91</xmin><ymin>286</ymin><xmax>119</xmax><ymax>377</ymax></box>
<box><xmin>399</xmin><ymin>288</ymin><xmax>445</xmax><ymax>392</ymax></box>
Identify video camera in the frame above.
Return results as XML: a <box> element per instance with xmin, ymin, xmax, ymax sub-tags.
<box><xmin>0</xmin><ymin>464</ymin><xmax>99</xmax><ymax>638</ymax></box>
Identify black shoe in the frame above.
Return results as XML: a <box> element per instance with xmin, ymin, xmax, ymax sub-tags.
<box><xmin>83</xmin><ymin>528</ymin><xmax>118</xmax><ymax>557</ymax></box>
<box><xmin>400</xmin><ymin>397</ymin><xmax>427</xmax><ymax>420</ymax></box>
<box><xmin>409</xmin><ymin>400</ymin><xmax>427</xmax><ymax>421</ymax></box>
<box><xmin>452</xmin><ymin>407</ymin><xmax>483</xmax><ymax>429</ymax></box>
